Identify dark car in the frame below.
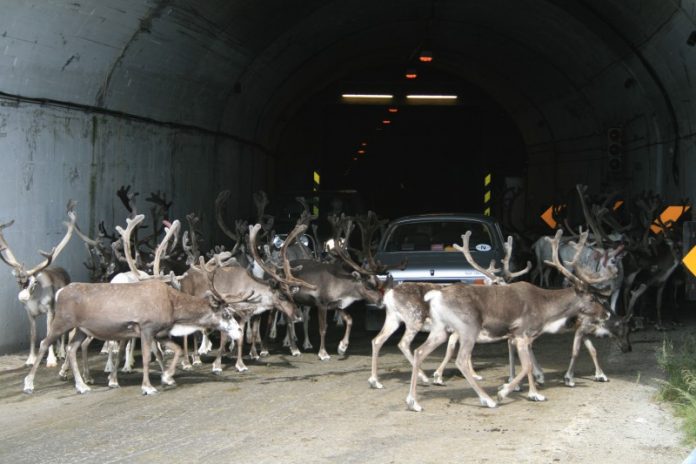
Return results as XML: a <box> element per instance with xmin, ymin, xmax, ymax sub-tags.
<box><xmin>364</xmin><ymin>213</ymin><xmax>507</xmax><ymax>330</ymax></box>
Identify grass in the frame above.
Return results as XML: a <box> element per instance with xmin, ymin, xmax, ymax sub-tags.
<box><xmin>657</xmin><ymin>335</ymin><xmax>696</xmax><ymax>445</ymax></box>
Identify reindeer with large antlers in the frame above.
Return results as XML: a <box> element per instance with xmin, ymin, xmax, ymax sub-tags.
<box><xmin>0</xmin><ymin>202</ymin><xmax>77</xmax><ymax>366</ymax></box>
<box><xmin>460</xmin><ymin>230</ymin><xmax>631</xmax><ymax>388</ymax></box>
<box><xmin>405</xmin><ymin>229</ymin><xmax>620</xmax><ymax>412</ymax></box>
<box><xmin>287</xmin><ymin>212</ymin><xmax>394</xmax><ymax>360</ymax></box>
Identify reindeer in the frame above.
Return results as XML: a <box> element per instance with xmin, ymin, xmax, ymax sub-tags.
<box><xmin>23</xmin><ymin>266</ymin><xmax>247</xmax><ymax>396</ymax></box>
<box><xmin>0</xmin><ymin>203</ymin><xmax>77</xmax><ymax>366</ymax></box>
<box><xmin>462</xmin><ymin>230</ymin><xmax>631</xmax><ymax>388</ymax></box>
<box><xmin>405</xmin><ymin>229</ymin><xmax>618</xmax><ymax>411</ymax></box>
<box><xmin>200</xmin><ymin>222</ymin><xmax>311</xmax><ymax>373</ymax></box>
<box><xmin>289</xmin><ymin>212</ymin><xmax>394</xmax><ymax>360</ymax></box>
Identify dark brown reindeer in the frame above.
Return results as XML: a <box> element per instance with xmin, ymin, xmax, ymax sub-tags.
<box><xmin>406</xmin><ymin>229</ymin><xmax>617</xmax><ymax>412</ymax></box>
<box><xmin>23</xmin><ymin>266</ymin><xmax>247</xmax><ymax>396</ymax></box>
<box><xmin>0</xmin><ymin>203</ymin><xmax>77</xmax><ymax>366</ymax></box>
<box><xmin>289</xmin><ymin>212</ymin><xmax>393</xmax><ymax>360</ymax></box>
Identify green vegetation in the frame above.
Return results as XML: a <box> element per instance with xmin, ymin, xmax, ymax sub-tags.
<box><xmin>657</xmin><ymin>336</ymin><xmax>696</xmax><ymax>445</ymax></box>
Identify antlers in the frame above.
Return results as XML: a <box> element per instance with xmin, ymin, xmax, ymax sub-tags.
<box><xmin>0</xmin><ymin>201</ymin><xmax>77</xmax><ymax>280</ymax></box>
<box><xmin>543</xmin><ymin>230</ymin><xmax>617</xmax><ymax>289</ymax></box>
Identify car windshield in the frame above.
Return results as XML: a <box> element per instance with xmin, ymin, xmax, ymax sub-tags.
<box><xmin>383</xmin><ymin>220</ymin><xmax>494</xmax><ymax>252</ymax></box>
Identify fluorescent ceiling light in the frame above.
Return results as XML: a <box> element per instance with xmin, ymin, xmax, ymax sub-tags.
<box><xmin>406</xmin><ymin>94</ymin><xmax>458</xmax><ymax>100</ymax></box>
<box><xmin>342</xmin><ymin>94</ymin><xmax>394</xmax><ymax>99</ymax></box>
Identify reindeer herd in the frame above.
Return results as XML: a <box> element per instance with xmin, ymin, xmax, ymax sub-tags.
<box><xmin>0</xmin><ymin>184</ymin><xmax>691</xmax><ymax>413</ymax></box>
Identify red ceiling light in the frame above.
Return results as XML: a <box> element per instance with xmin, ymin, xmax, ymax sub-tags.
<box><xmin>388</xmin><ymin>107</ymin><xmax>398</xmax><ymax>113</ymax></box>
<box><xmin>405</xmin><ymin>69</ymin><xmax>417</xmax><ymax>79</ymax></box>
<box><xmin>418</xmin><ymin>50</ymin><xmax>433</xmax><ymax>62</ymax></box>
<box><xmin>360</xmin><ymin>141</ymin><xmax>368</xmax><ymax>146</ymax></box>
<box><xmin>357</xmin><ymin>149</ymin><xmax>366</xmax><ymax>155</ymax></box>
<box><xmin>382</xmin><ymin>119</ymin><xmax>391</xmax><ymax>124</ymax></box>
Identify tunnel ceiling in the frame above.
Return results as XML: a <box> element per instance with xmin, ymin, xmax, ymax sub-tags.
<box><xmin>1</xmin><ymin>0</ymin><xmax>693</xmax><ymax>155</ymax></box>
<box><xmin>0</xmin><ymin>0</ymin><xmax>689</xmax><ymax>143</ymax></box>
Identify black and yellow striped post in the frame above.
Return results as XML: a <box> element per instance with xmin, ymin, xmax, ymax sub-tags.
<box><xmin>312</xmin><ymin>170</ymin><xmax>320</xmax><ymax>216</ymax></box>
<box><xmin>483</xmin><ymin>173</ymin><xmax>492</xmax><ymax>216</ymax></box>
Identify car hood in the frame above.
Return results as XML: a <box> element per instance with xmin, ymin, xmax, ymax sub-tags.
<box><xmin>376</xmin><ymin>251</ymin><xmax>497</xmax><ymax>282</ymax></box>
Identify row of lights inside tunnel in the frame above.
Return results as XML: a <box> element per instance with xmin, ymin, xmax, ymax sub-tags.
<box><xmin>341</xmin><ymin>49</ymin><xmax>457</xmax><ymax>164</ymax></box>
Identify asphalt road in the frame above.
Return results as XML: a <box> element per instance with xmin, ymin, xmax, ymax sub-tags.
<box><xmin>0</xmin><ymin>313</ymin><xmax>691</xmax><ymax>464</ymax></box>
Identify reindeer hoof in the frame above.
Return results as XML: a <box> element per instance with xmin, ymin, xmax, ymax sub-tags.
<box><xmin>418</xmin><ymin>372</ymin><xmax>430</xmax><ymax>384</ymax></box>
<box><xmin>406</xmin><ymin>395</ymin><xmax>422</xmax><ymax>412</ymax></box>
<box><xmin>23</xmin><ymin>378</ymin><xmax>34</xmax><ymax>394</ymax></box>
<box><xmin>497</xmin><ymin>384</ymin><xmax>512</xmax><ymax>400</ymax></box>
<box><xmin>594</xmin><ymin>375</ymin><xmax>608</xmax><ymax>382</ymax></box>
<box><xmin>181</xmin><ymin>363</ymin><xmax>193</xmax><ymax>371</ymax></box>
<box><xmin>528</xmin><ymin>393</ymin><xmax>546</xmax><ymax>402</ymax></box>
<box><xmin>235</xmin><ymin>364</ymin><xmax>249</xmax><ymax>373</ymax></box>
<box><xmin>432</xmin><ymin>373</ymin><xmax>445</xmax><ymax>386</ymax></box>
<box><xmin>260</xmin><ymin>350</ymin><xmax>269</xmax><ymax>357</ymax></box>
<box><xmin>212</xmin><ymin>366</ymin><xmax>223</xmax><ymax>375</ymax></box>
<box><xmin>318</xmin><ymin>351</ymin><xmax>331</xmax><ymax>361</ymax></box>
<box><xmin>142</xmin><ymin>386</ymin><xmax>158</xmax><ymax>395</ymax></box>
<box><xmin>290</xmin><ymin>349</ymin><xmax>301</xmax><ymax>357</ymax></box>
<box><xmin>534</xmin><ymin>374</ymin><xmax>545</xmax><ymax>385</ymax></box>
<box><xmin>192</xmin><ymin>359</ymin><xmax>203</xmax><ymax>366</ymax></box>
<box><xmin>337</xmin><ymin>342</ymin><xmax>349</xmax><ymax>355</ymax></box>
<box><xmin>564</xmin><ymin>377</ymin><xmax>576</xmax><ymax>387</ymax></box>
<box><xmin>76</xmin><ymin>385</ymin><xmax>91</xmax><ymax>394</ymax></box>
<box><xmin>108</xmin><ymin>381</ymin><xmax>120</xmax><ymax>388</ymax></box>
<box><xmin>368</xmin><ymin>377</ymin><xmax>384</xmax><ymax>389</ymax></box>
<box><xmin>303</xmin><ymin>342</ymin><xmax>313</xmax><ymax>351</ymax></box>
<box><xmin>161</xmin><ymin>375</ymin><xmax>176</xmax><ymax>387</ymax></box>
<box><xmin>84</xmin><ymin>377</ymin><xmax>94</xmax><ymax>385</ymax></box>
<box><xmin>46</xmin><ymin>360</ymin><xmax>57</xmax><ymax>368</ymax></box>
<box><xmin>480</xmin><ymin>397</ymin><xmax>498</xmax><ymax>408</ymax></box>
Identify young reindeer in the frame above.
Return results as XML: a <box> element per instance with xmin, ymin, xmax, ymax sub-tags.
<box><xmin>23</xmin><ymin>266</ymin><xmax>247</xmax><ymax>396</ymax></box>
<box><xmin>0</xmin><ymin>203</ymin><xmax>77</xmax><ymax>366</ymax></box>
<box><xmin>406</xmin><ymin>229</ymin><xmax>616</xmax><ymax>412</ymax></box>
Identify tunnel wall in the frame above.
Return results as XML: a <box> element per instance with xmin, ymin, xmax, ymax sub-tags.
<box><xmin>0</xmin><ymin>101</ymin><xmax>270</xmax><ymax>354</ymax></box>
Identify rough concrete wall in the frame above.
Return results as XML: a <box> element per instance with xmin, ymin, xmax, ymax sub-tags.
<box><xmin>0</xmin><ymin>102</ymin><xmax>270</xmax><ymax>355</ymax></box>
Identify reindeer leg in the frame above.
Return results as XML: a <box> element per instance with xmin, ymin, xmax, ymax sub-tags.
<box><xmin>59</xmin><ymin>330</ymin><xmax>82</xmax><ymax>380</ymax></box>
<box><xmin>529</xmin><ymin>345</ymin><xmax>544</xmax><ymax>385</ymax></box>
<box><xmin>257</xmin><ymin>317</ymin><xmax>269</xmax><ymax>357</ymax></box>
<box><xmin>181</xmin><ymin>335</ymin><xmax>193</xmax><ymax>370</ymax></box>
<box><xmin>337</xmin><ymin>309</ymin><xmax>353</xmax><ymax>355</ymax></box>
<box><xmin>213</xmin><ymin>331</ymin><xmax>228</xmax><ymax>374</ymax></box>
<box><xmin>433</xmin><ymin>332</ymin><xmax>459</xmax><ymax>386</ymax></box>
<box><xmin>104</xmin><ymin>340</ymin><xmax>116</xmax><ymax>373</ymax></box>
<box><xmin>368</xmin><ymin>310</ymin><xmax>402</xmax><ymax>389</ymax></box>
<box><xmin>500</xmin><ymin>337</ymin><xmax>545</xmax><ymax>401</ymax></box>
<box><xmin>190</xmin><ymin>332</ymin><xmax>202</xmax><ymax>366</ymax></box>
<box><xmin>45</xmin><ymin>311</ymin><xmax>59</xmax><ymax>367</ymax></box>
<box><xmin>121</xmin><ymin>338</ymin><xmax>135</xmax><ymax>372</ymax></box>
<box><xmin>407</xmin><ymin>327</ymin><xmax>449</xmax><ymax>412</ymax></box>
<box><xmin>66</xmin><ymin>330</ymin><xmax>90</xmax><ymax>394</ymax></box>
<box><xmin>248</xmin><ymin>318</ymin><xmax>262</xmax><ymax>359</ymax></box>
<box><xmin>285</xmin><ymin>316</ymin><xmax>301</xmax><ymax>357</ymax></box>
<box><xmin>198</xmin><ymin>331</ymin><xmax>212</xmax><ymax>355</ymax></box>
<box><xmin>302</xmin><ymin>306</ymin><xmax>313</xmax><ymax>350</ymax></box>
<box><xmin>269</xmin><ymin>310</ymin><xmax>279</xmax><ymax>340</ymax></box>
<box><xmin>80</xmin><ymin>336</ymin><xmax>94</xmax><ymax>385</ymax></box>
<box><xmin>507</xmin><ymin>338</ymin><xmax>520</xmax><ymax>391</ymax></box>
<box><xmin>25</xmin><ymin>315</ymin><xmax>38</xmax><ymax>367</ymax></box>
<box><xmin>584</xmin><ymin>338</ymin><xmax>607</xmax><ymax>382</ymax></box>
<box><xmin>235</xmin><ymin>329</ymin><xmax>248</xmax><ymax>372</ymax></box>
<box><xmin>140</xmin><ymin>333</ymin><xmax>157</xmax><ymax>395</ymax></box>
<box><xmin>159</xmin><ymin>339</ymin><xmax>181</xmax><ymax>388</ymax></box>
<box><xmin>454</xmin><ymin>336</ymin><xmax>497</xmax><ymax>408</ymax></box>
<box><xmin>317</xmin><ymin>305</ymin><xmax>330</xmax><ymax>361</ymax></box>
<box><xmin>108</xmin><ymin>340</ymin><xmax>125</xmax><ymax>388</ymax></box>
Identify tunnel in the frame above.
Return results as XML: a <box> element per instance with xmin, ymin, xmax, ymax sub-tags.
<box><xmin>0</xmin><ymin>0</ymin><xmax>694</xmax><ymax>353</ymax></box>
